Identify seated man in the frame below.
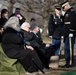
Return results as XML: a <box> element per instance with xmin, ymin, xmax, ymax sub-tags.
<box><xmin>21</xmin><ymin>22</ymin><xmax>55</xmax><ymax>69</ymax></box>
<box><xmin>30</xmin><ymin>18</ymin><xmax>42</xmax><ymax>40</ymax></box>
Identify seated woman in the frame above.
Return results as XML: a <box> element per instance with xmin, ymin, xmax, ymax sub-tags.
<box><xmin>21</xmin><ymin>22</ymin><xmax>54</xmax><ymax>69</ymax></box>
<box><xmin>1</xmin><ymin>16</ymin><xmax>44</xmax><ymax>75</ymax></box>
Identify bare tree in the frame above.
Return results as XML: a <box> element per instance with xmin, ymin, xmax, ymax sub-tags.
<box><xmin>14</xmin><ymin>0</ymin><xmax>55</xmax><ymax>36</ymax></box>
<box><xmin>7</xmin><ymin>0</ymin><xmax>16</xmax><ymax>16</ymax></box>
<box><xmin>7</xmin><ymin>0</ymin><xmax>76</xmax><ymax>36</ymax></box>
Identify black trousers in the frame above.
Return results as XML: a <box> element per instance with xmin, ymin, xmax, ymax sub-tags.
<box><xmin>4</xmin><ymin>49</ymin><xmax>44</xmax><ymax>73</ymax></box>
<box><xmin>35</xmin><ymin>47</ymin><xmax>54</xmax><ymax>68</ymax></box>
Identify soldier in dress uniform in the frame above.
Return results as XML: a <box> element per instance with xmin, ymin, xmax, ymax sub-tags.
<box><xmin>61</xmin><ymin>1</ymin><xmax>76</xmax><ymax>68</ymax></box>
<box><xmin>48</xmin><ymin>4</ymin><xmax>63</xmax><ymax>56</ymax></box>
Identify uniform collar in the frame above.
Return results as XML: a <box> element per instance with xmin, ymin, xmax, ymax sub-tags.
<box><xmin>65</xmin><ymin>7</ymin><xmax>73</xmax><ymax>14</ymax></box>
<box><xmin>55</xmin><ymin>13</ymin><xmax>60</xmax><ymax>19</ymax></box>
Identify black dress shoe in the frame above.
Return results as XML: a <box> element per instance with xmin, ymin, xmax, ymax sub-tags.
<box><xmin>68</xmin><ymin>64</ymin><xmax>75</xmax><ymax>67</ymax></box>
<box><xmin>61</xmin><ymin>64</ymin><xmax>75</xmax><ymax>68</ymax></box>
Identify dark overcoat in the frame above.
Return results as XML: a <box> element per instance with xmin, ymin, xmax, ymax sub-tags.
<box><xmin>48</xmin><ymin>14</ymin><xmax>63</xmax><ymax>39</ymax></box>
<box><xmin>62</xmin><ymin>7</ymin><xmax>76</xmax><ymax>37</ymax></box>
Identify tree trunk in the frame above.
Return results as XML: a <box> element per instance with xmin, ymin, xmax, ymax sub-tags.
<box><xmin>42</xmin><ymin>19</ymin><xmax>49</xmax><ymax>37</ymax></box>
<box><xmin>7</xmin><ymin>0</ymin><xmax>13</xmax><ymax>16</ymax></box>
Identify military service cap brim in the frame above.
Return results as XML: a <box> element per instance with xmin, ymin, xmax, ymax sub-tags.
<box><xmin>54</xmin><ymin>4</ymin><xmax>61</xmax><ymax>10</ymax></box>
<box><xmin>61</xmin><ymin>1</ymin><xmax>69</xmax><ymax>7</ymax></box>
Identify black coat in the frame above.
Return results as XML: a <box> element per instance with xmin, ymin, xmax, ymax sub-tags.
<box><xmin>0</xmin><ymin>17</ymin><xmax>8</xmax><ymax>28</ymax></box>
<box><xmin>48</xmin><ymin>14</ymin><xmax>63</xmax><ymax>39</ymax></box>
<box><xmin>21</xmin><ymin>30</ymin><xmax>40</xmax><ymax>48</ymax></box>
<box><xmin>2</xmin><ymin>28</ymin><xmax>25</xmax><ymax>58</ymax></box>
<box><xmin>61</xmin><ymin>7</ymin><xmax>76</xmax><ymax>37</ymax></box>
<box><xmin>0</xmin><ymin>17</ymin><xmax>8</xmax><ymax>43</ymax></box>
<box><xmin>21</xmin><ymin>30</ymin><xmax>33</xmax><ymax>41</ymax></box>
<box><xmin>30</xmin><ymin>32</ymin><xmax>45</xmax><ymax>49</ymax></box>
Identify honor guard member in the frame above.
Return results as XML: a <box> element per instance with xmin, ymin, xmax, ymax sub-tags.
<box><xmin>48</xmin><ymin>4</ymin><xmax>63</xmax><ymax>56</ymax></box>
<box><xmin>61</xmin><ymin>1</ymin><xmax>76</xmax><ymax>68</ymax></box>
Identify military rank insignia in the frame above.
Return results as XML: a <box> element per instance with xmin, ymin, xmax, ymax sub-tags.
<box><xmin>65</xmin><ymin>22</ymin><xmax>71</xmax><ymax>24</ymax></box>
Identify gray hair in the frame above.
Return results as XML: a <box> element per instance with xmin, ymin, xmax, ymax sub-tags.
<box><xmin>3</xmin><ymin>16</ymin><xmax>20</xmax><ymax>31</ymax></box>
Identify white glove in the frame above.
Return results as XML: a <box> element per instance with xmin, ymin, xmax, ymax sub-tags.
<box><xmin>49</xmin><ymin>36</ymin><xmax>52</xmax><ymax>38</ymax></box>
<box><xmin>40</xmin><ymin>28</ymin><xmax>43</xmax><ymax>33</ymax></box>
<box><xmin>69</xmin><ymin>33</ymin><xmax>73</xmax><ymax>38</ymax></box>
<box><xmin>61</xmin><ymin>36</ymin><xmax>64</xmax><ymax>39</ymax></box>
<box><xmin>46</xmin><ymin>44</ymin><xmax>50</xmax><ymax>47</ymax></box>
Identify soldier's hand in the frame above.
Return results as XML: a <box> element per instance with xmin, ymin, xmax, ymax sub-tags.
<box><xmin>69</xmin><ymin>33</ymin><xmax>73</xmax><ymax>38</ymax></box>
<box><xmin>49</xmin><ymin>36</ymin><xmax>52</xmax><ymax>38</ymax></box>
<box><xmin>46</xmin><ymin>44</ymin><xmax>50</xmax><ymax>47</ymax></box>
<box><xmin>61</xmin><ymin>36</ymin><xmax>64</xmax><ymax>39</ymax></box>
